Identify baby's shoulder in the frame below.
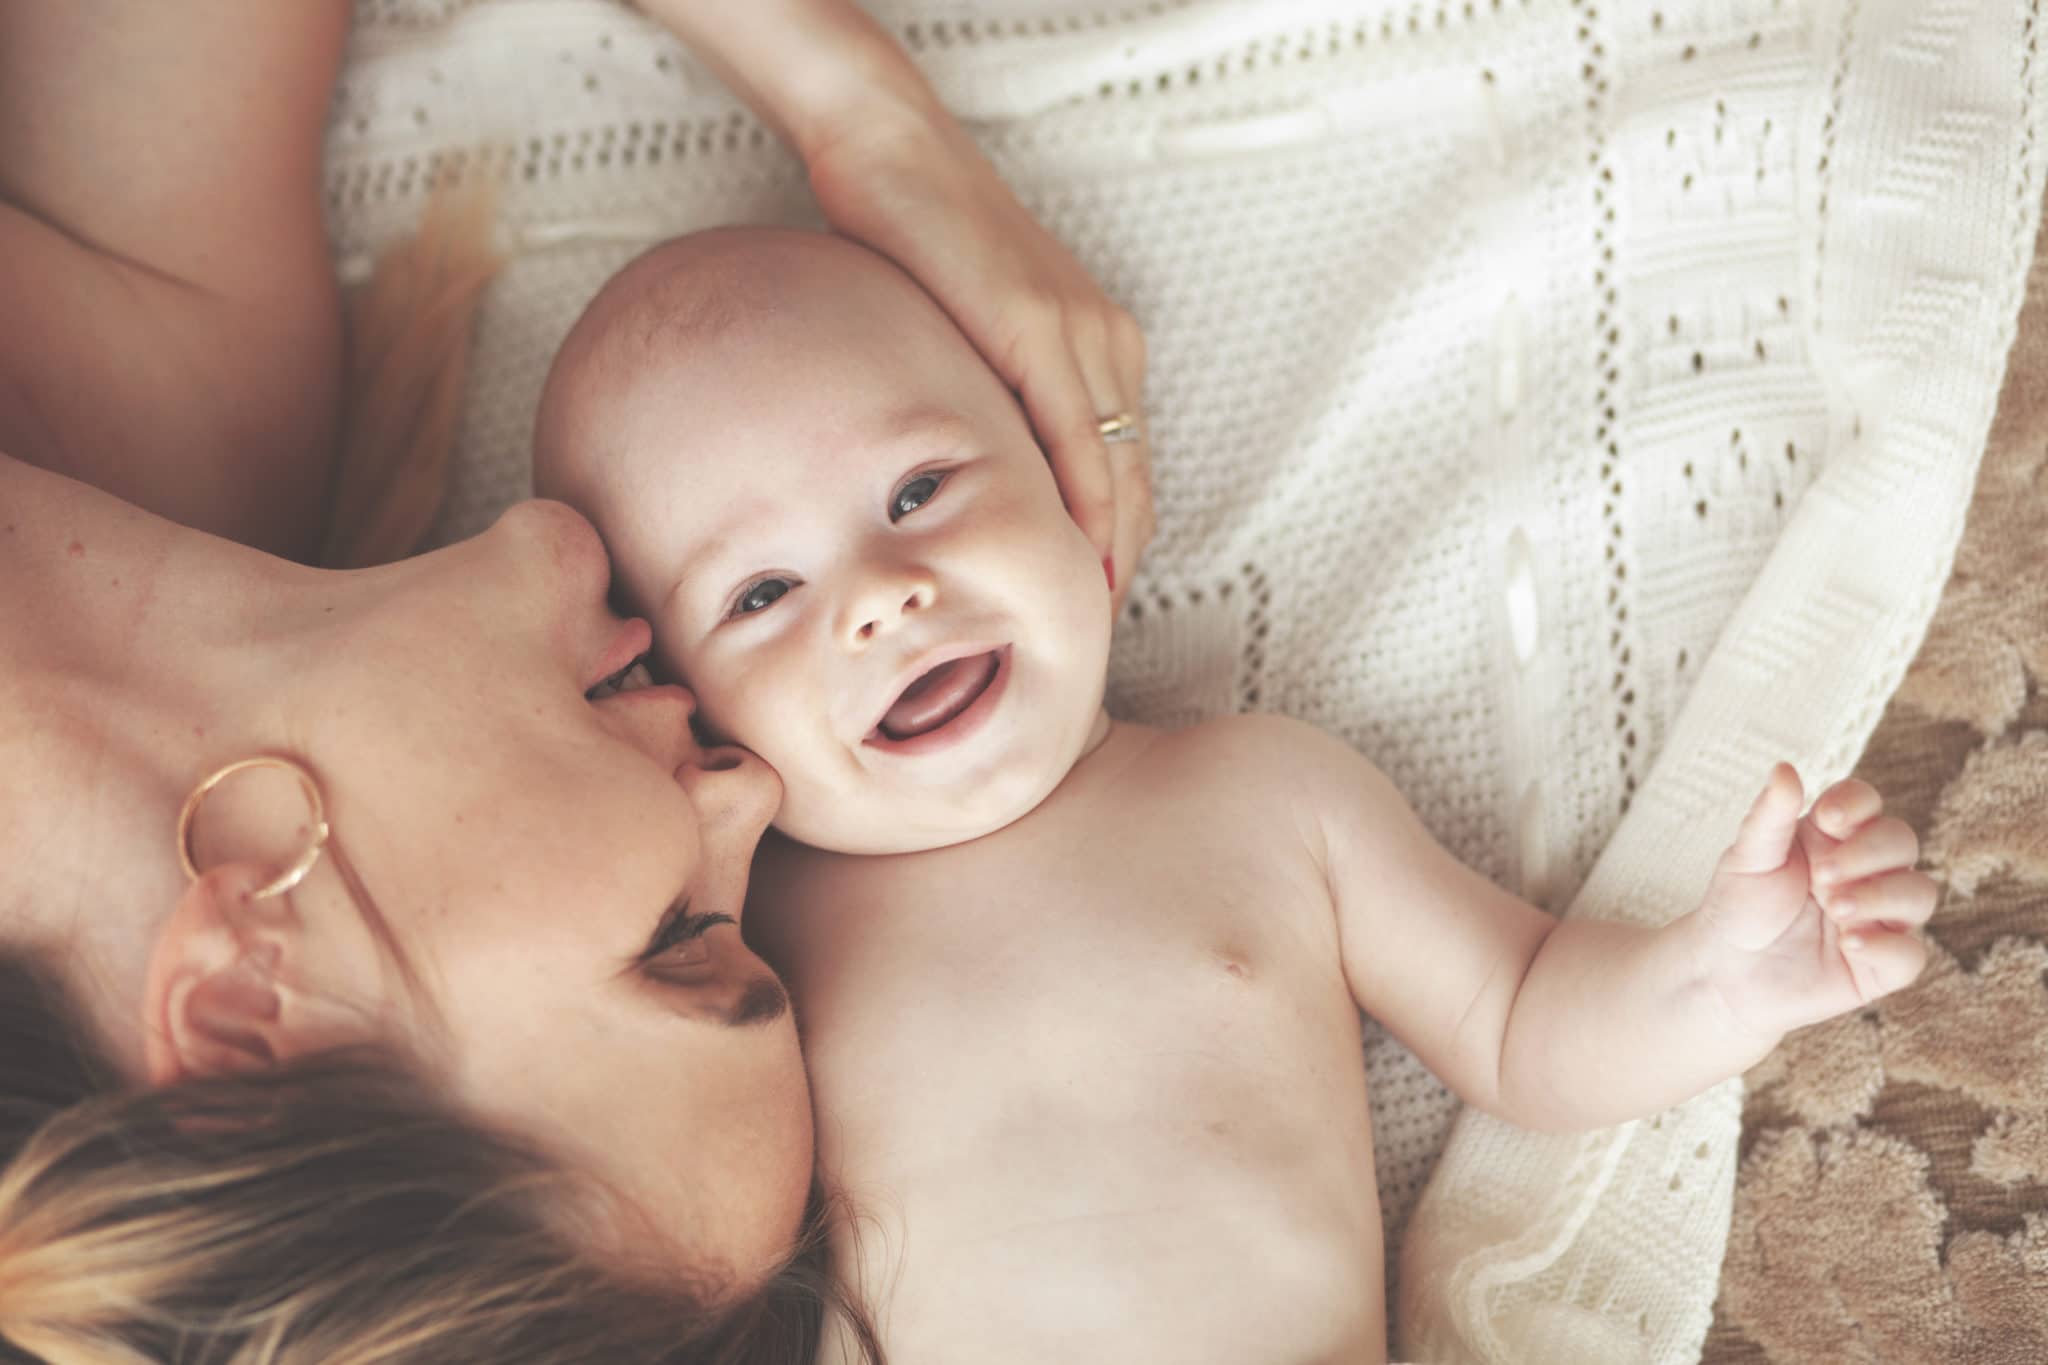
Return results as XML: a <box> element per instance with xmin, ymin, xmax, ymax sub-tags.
<box><xmin>1143</xmin><ymin>710</ymin><xmax>1361</xmax><ymax>776</ymax></box>
<box><xmin>1112</xmin><ymin>712</ymin><xmax>1387</xmax><ymax>822</ymax></box>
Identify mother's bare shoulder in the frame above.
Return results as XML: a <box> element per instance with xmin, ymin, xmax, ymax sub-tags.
<box><xmin>0</xmin><ymin>4</ymin><xmax>349</xmax><ymax>557</ymax></box>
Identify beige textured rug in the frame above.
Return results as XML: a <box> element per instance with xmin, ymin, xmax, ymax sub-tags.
<box><xmin>1702</xmin><ymin>211</ymin><xmax>2048</xmax><ymax>1362</ymax></box>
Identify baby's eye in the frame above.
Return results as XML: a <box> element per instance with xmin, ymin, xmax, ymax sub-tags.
<box><xmin>889</xmin><ymin>471</ymin><xmax>949</xmax><ymax>522</ymax></box>
<box><xmin>729</xmin><ymin>576</ymin><xmax>793</xmax><ymax>619</ymax></box>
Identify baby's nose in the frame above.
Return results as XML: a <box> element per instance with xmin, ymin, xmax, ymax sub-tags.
<box><xmin>840</xmin><ymin>572</ymin><xmax>936</xmax><ymax>648</ymax></box>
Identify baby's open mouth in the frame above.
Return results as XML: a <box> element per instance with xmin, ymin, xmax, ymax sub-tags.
<box><xmin>876</xmin><ymin>649</ymin><xmax>1003</xmax><ymax>741</ymax></box>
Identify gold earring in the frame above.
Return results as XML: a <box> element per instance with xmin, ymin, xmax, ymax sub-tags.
<box><xmin>176</xmin><ymin>755</ymin><xmax>330</xmax><ymax>900</ymax></box>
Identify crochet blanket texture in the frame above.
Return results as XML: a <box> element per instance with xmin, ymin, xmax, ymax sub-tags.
<box><xmin>325</xmin><ymin>1</ymin><xmax>2044</xmax><ymax>1359</ymax></box>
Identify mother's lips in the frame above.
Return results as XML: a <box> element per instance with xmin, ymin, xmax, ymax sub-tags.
<box><xmin>585</xmin><ymin>616</ymin><xmax>653</xmax><ymax>695</ymax></box>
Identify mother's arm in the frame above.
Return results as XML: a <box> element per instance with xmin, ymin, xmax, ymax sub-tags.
<box><xmin>638</xmin><ymin>0</ymin><xmax>1154</xmax><ymax>609</ymax></box>
<box><xmin>0</xmin><ymin>2</ymin><xmax>349</xmax><ymax>560</ymax></box>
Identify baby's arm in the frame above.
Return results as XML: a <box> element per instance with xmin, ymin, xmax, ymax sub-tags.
<box><xmin>1275</xmin><ymin>720</ymin><xmax>1934</xmax><ymax>1132</ymax></box>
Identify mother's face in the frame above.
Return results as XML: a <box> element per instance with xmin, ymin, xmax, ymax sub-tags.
<box><xmin>296</xmin><ymin>500</ymin><xmax>810</xmax><ymax>1290</ymax></box>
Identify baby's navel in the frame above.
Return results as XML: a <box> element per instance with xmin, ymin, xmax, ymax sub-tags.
<box><xmin>1211</xmin><ymin>948</ymin><xmax>1254</xmax><ymax>981</ymax></box>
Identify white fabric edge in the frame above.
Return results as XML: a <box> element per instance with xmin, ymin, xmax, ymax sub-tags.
<box><xmin>1396</xmin><ymin>0</ymin><xmax>2048</xmax><ymax>1360</ymax></box>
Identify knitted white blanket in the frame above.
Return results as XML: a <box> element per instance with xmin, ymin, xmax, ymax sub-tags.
<box><xmin>324</xmin><ymin>2</ymin><xmax>2044</xmax><ymax>1359</ymax></box>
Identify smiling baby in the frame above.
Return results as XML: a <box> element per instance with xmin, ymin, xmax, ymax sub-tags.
<box><xmin>534</xmin><ymin>227</ymin><xmax>1934</xmax><ymax>1364</ymax></box>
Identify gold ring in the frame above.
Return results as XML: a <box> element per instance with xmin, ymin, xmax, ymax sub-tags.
<box><xmin>1096</xmin><ymin>412</ymin><xmax>1141</xmax><ymax>445</ymax></box>
<box><xmin>176</xmin><ymin>755</ymin><xmax>330</xmax><ymax>899</ymax></box>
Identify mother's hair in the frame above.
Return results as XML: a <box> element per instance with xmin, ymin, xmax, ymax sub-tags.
<box><xmin>0</xmin><ymin>946</ymin><xmax>877</xmax><ymax>1365</ymax></box>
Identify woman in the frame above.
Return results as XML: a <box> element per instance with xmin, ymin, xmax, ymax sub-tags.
<box><xmin>0</xmin><ymin>1</ymin><xmax>1146</xmax><ymax>1358</ymax></box>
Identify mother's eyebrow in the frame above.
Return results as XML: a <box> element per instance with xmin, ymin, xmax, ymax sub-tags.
<box><xmin>727</xmin><ymin>975</ymin><xmax>790</xmax><ymax>1029</ymax></box>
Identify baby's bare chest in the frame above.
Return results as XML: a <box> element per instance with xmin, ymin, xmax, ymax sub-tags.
<box><xmin>762</xmin><ymin>796</ymin><xmax>1386</xmax><ymax>1359</ymax></box>
<box><xmin>776</xmin><ymin>790</ymin><xmax>1351</xmax><ymax>1084</ymax></box>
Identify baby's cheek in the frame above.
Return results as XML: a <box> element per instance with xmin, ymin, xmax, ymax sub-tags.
<box><xmin>762</xmin><ymin>771</ymin><xmax>858</xmax><ymax>853</ymax></box>
<box><xmin>693</xmin><ymin>643</ymin><xmax>850</xmax><ymax>811</ymax></box>
<box><xmin>691</xmin><ymin>687</ymin><xmax>753</xmax><ymax>751</ymax></box>
<box><xmin>698</xmin><ymin>679</ymin><xmax>805</xmax><ymax>778</ymax></box>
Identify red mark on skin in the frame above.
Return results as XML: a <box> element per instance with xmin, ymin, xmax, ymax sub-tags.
<box><xmin>1103</xmin><ymin>557</ymin><xmax>1116</xmax><ymax>592</ymax></box>
<box><xmin>192</xmin><ymin>725</ymin><xmax>205</xmax><ymax>738</ymax></box>
<box><xmin>109</xmin><ymin>578</ymin><xmax>120</xmax><ymax>588</ymax></box>
<box><xmin>4</xmin><ymin>523</ymin><xmax>16</xmax><ymax>535</ymax></box>
<box><xmin>67</xmin><ymin>540</ymin><xmax>84</xmax><ymax>557</ymax></box>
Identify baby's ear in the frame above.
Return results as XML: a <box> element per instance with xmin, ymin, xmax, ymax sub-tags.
<box><xmin>141</xmin><ymin>864</ymin><xmax>370</xmax><ymax>1086</ymax></box>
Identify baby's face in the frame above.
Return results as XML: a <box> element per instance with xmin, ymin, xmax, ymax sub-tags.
<box><xmin>588</xmin><ymin>236</ymin><xmax>1111</xmax><ymax>854</ymax></box>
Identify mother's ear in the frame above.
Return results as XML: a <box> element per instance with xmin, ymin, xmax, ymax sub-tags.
<box><xmin>141</xmin><ymin>863</ymin><xmax>371</xmax><ymax>1086</ymax></box>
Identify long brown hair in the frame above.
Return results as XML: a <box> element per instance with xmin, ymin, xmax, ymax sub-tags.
<box><xmin>0</xmin><ymin>950</ymin><xmax>883</xmax><ymax>1364</ymax></box>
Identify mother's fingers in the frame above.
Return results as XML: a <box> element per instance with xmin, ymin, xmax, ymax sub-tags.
<box><xmin>1015</xmin><ymin>313</ymin><xmax>1117</xmax><ymax>567</ymax></box>
<box><xmin>1104</xmin><ymin>437</ymin><xmax>1153</xmax><ymax>615</ymax></box>
<box><xmin>1103</xmin><ymin>308</ymin><xmax>1153</xmax><ymax>614</ymax></box>
<box><xmin>1072</xmin><ymin>306</ymin><xmax>1151</xmax><ymax>613</ymax></box>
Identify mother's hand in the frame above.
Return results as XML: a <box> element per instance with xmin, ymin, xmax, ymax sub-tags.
<box><xmin>807</xmin><ymin>103</ymin><xmax>1154</xmax><ymax>612</ymax></box>
<box><xmin>635</xmin><ymin>0</ymin><xmax>1154</xmax><ymax>612</ymax></box>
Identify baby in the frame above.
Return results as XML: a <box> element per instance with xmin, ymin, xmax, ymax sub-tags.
<box><xmin>535</xmin><ymin>226</ymin><xmax>1934</xmax><ymax>1364</ymax></box>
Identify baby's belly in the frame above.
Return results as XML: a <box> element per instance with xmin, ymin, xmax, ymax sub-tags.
<box><xmin>819</xmin><ymin>962</ymin><xmax>1387</xmax><ymax>1364</ymax></box>
<box><xmin>875</xmin><ymin>1147</ymin><xmax>1385</xmax><ymax>1365</ymax></box>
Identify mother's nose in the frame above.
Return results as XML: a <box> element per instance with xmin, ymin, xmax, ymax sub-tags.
<box><xmin>676</xmin><ymin>744</ymin><xmax>783</xmax><ymax>849</ymax></box>
<box><xmin>594</xmin><ymin>680</ymin><xmax>701</xmax><ymax>770</ymax></box>
<box><xmin>493</xmin><ymin>499</ymin><xmax>608</xmax><ymax>571</ymax></box>
<box><xmin>489</xmin><ymin>498</ymin><xmax>614</xmax><ymax>605</ymax></box>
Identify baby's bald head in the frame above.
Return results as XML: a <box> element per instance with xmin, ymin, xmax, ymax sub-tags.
<box><xmin>533</xmin><ymin>225</ymin><xmax>1111</xmax><ymax>854</ymax></box>
<box><xmin>535</xmin><ymin>227</ymin><xmax>817</xmax><ymax>607</ymax></box>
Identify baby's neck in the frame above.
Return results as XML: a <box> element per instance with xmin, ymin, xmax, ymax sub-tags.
<box><xmin>960</xmin><ymin>707</ymin><xmax>1145</xmax><ymax>842</ymax></box>
<box><xmin>1061</xmin><ymin>710</ymin><xmax>1161</xmax><ymax>796</ymax></box>
<box><xmin>1078</xmin><ymin>706</ymin><xmax>1115</xmax><ymax>764</ymax></box>
<box><xmin>1002</xmin><ymin>705</ymin><xmax>1127</xmax><ymax>832</ymax></box>
<box><xmin>769</xmin><ymin>707</ymin><xmax>1134</xmax><ymax>866</ymax></box>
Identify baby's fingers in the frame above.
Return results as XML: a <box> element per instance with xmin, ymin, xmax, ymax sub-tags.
<box><xmin>1823</xmin><ymin>867</ymin><xmax>1939</xmax><ymax>932</ymax></box>
<box><xmin>1841</xmin><ymin>925</ymin><xmax>1929</xmax><ymax>1003</ymax></box>
<box><xmin>1722</xmin><ymin>762</ymin><xmax>1805</xmax><ymax>875</ymax></box>
<box><xmin>1812</xmin><ymin>814</ymin><xmax>1920</xmax><ymax>891</ymax></box>
<box><xmin>1811</xmin><ymin>777</ymin><xmax>1883</xmax><ymax>838</ymax></box>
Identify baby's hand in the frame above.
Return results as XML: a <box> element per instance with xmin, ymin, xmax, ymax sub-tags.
<box><xmin>1690</xmin><ymin>763</ymin><xmax>1936</xmax><ymax>1042</ymax></box>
